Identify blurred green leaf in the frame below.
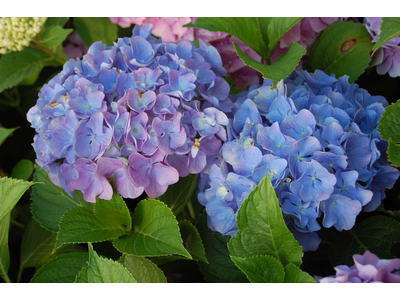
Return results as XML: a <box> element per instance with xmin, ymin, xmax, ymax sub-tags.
<box><xmin>308</xmin><ymin>21</ymin><xmax>373</xmax><ymax>83</ymax></box>
<box><xmin>372</xmin><ymin>17</ymin><xmax>400</xmax><ymax>55</ymax></box>
<box><xmin>234</xmin><ymin>41</ymin><xmax>306</xmax><ymax>87</ymax></box>
<box><xmin>54</xmin><ymin>192</ymin><xmax>131</xmax><ymax>252</ymax></box>
<box><xmin>31</xmin><ymin>166</ymin><xmax>90</xmax><ymax>232</ymax></box>
<box><xmin>0</xmin><ymin>126</ymin><xmax>18</xmax><ymax>148</ymax></box>
<box><xmin>0</xmin><ymin>47</ymin><xmax>53</xmax><ymax>93</ymax></box>
<box><xmin>74</xmin><ymin>17</ymin><xmax>118</xmax><ymax>47</ymax></box>
<box><xmin>18</xmin><ymin>69</ymin><xmax>41</xmax><ymax>85</ymax></box>
<box><xmin>43</xmin><ymin>17</ymin><xmax>69</xmax><ymax>29</ymax></box>
<box><xmin>284</xmin><ymin>263</ymin><xmax>316</xmax><ymax>283</ymax></box>
<box><xmin>179</xmin><ymin>220</ymin><xmax>208</xmax><ymax>263</ymax></box>
<box><xmin>10</xmin><ymin>159</ymin><xmax>33</xmax><ymax>180</ymax></box>
<box><xmin>20</xmin><ymin>218</ymin><xmax>56</xmax><ymax>271</ymax></box>
<box><xmin>378</xmin><ymin>99</ymin><xmax>400</xmax><ymax>142</ymax></box>
<box><xmin>266</xmin><ymin>17</ymin><xmax>302</xmax><ymax>51</ymax></box>
<box><xmin>75</xmin><ymin>243</ymin><xmax>135</xmax><ymax>283</ymax></box>
<box><xmin>159</xmin><ymin>174</ymin><xmax>198</xmax><ymax>216</ymax></box>
<box><xmin>230</xmin><ymin>255</ymin><xmax>285</xmax><ymax>283</ymax></box>
<box><xmin>197</xmin><ymin>213</ymin><xmax>248</xmax><ymax>283</ymax></box>
<box><xmin>0</xmin><ymin>213</ymin><xmax>10</xmax><ymax>280</ymax></box>
<box><xmin>31</xmin><ymin>252</ymin><xmax>89</xmax><ymax>283</ymax></box>
<box><xmin>228</xmin><ymin>175</ymin><xmax>303</xmax><ymax>266</ymax></box>
<box><xmin>40</xmin><ymin>26</ymin><xmax>73</xmax><ymax>48</ymax></box>
<box><xmin>377</xmin><ymin>99</ymin><xmax>400</xmax><ymax>166</ymax></box>
<box><xmin>330</xmin><ymin>215</ymin><xmax>400</xmax><ymax>266</ymax></box>
<box><xmin>120</xmin><ymin>254</ymin><xmax>167</xmax><ymax>283</ymax></box>
<box><xmin>387</xmin><ymin>138</ymin><xmax>400</xmax><ymax>167</ymax></box>
<box><xmin>113</xmin><ymin>199</ymin><xmax>191</xmax><ymax>259</ymax></box>
<box><xmin>0</xmin><ymin>176</ymin><xmax>34</xmax><ymax>222</ymax></box>
<box><xmin>185</xmin><ymin>17</ymin><xmax>269</xmax><ymax>59</ymax></box>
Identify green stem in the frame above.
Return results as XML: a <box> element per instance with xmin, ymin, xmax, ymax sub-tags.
<box><xmin>29</xmin><ymin>42</ymin><xmax>65</xmax><ymax>65</ymax></box>
<box><xmin>0</xmin><ymin>263</ymin><xmax>12</xmax><ymax>283</ymax></box>
<box><xmin>16</xmin><ymin>269</ymin><xmax>23</xmax><ymax>283</ymax></box>
<box><xmin>186</xmin><ymin>199</ymin><xmax>196</xmax><ymax>220</ymax></box>
<box><xmin>2</xmin><ymin>90</ymin><xmax>15</xmax><ymax>103</ymax></box>
<box><xmin>10</xmin><ymin>218</ymin><xmax>24</xmax><ymax>229</ymax></box>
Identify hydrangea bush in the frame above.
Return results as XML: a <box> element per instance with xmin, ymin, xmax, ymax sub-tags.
<box><xmin>1</xmin><ymin>17</ymin><xmax>400</xmax><ymax>285</ymax></box>
<box><xmin>198</xmin><ymin>69</ymin><xmax>400</xmax><ymax>251</ymax></box>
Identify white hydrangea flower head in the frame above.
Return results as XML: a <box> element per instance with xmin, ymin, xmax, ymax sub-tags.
<box><xmin>0</xmin><ymin>17</ymin><xmax>47</xmax><ymax>54</ymax></box>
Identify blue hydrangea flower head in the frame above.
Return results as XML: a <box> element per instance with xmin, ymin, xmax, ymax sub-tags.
<box><xmin>198</xmin><ymin>69</ymin><xmax>400</xmax><ymax>252</ymax></box>
<box><xmin>27</xmin><ymin>24</ymin><xmax>231</xmax><ymax>203</ymax></box>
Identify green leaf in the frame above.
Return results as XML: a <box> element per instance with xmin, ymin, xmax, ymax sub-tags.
<box><xmin>185</xmin><ymin>17</ymin><xmax>269</xmax><ymax>59</ymax></box>
<box><xmin>119</xmin><ymin>254</ymin><xmax>167</xmax><ymax>283</ymax></box>
<box><xmin>30</xmin><ymin>252</ymin><xmax>89</xmax><ymax>283</ymax></box>
<box><xmin>387</xmin><ymin>138</ymin><xmax>400</xmax><ymax>167</ymax></box>
<box><xmin>74</xmin><ymin>17</ymin><xmax>118</xmax><ymax>47</ymax></box>
<box><xmin>10</xmin><ymin>159</ymin><xmax>33</xmax><ymax>180</ymax></box>
<box><xmin>93</xmin><ymin>193</ymin><xmax>132</xmax><ymax>232</ymax></box>
<box><xmin>372</xmin><ymin>17</ymin><xmax>400</xmax><ymax>55</ymax></box>
<box><xmin>0</xmin><ymin>126</ymin><xmax>18</xmax><ymax>148</ymax></box>
<box><xmin>330</xmin><ymin>215</ymin><xmax>400</xmax><ymax>266</ymax></box>
<box><xmin>43</xmin><ymin>17</ymin><xmax>69</xmax><ymax>28</ymax></box>
<box><xmin>228</xmin><ymin>175</ymin><xmax>303</xmax><ymax>267</ymax></box>
<box><xmin>20</xmin><ymin>218</ymin><xmax>56</xmax><ymax>271</ymax></box>
<box><xmin>230</xmin><ymin>255</ymin><xmax>285</xmax><ymax>283</ymax></box>
<box><xmin>31</xmin><ymin>166</ymin><xmax>90</xmax><ymax>232</ymax></box>
<box><xmin>0</xmin><ymin>213</ymin><xmax>10</xmax><ymax>279</ymax></box>
<box><xmin>378</xmin><ymin>100</ymin><xmax>400</xmax><ymax>142</ymax></box>
<box><xmin>266</xmin><ymin>17</ymin><xmax>302</xmax><ymax>51</ymax></box>
<box><xmin>234</xmin><ymin>41</ymin><xmax>306</xmax><ymax>87</ymax></box>
<box><xmin>197</xmin><ymin>213</ymin><xmax>248</xmax><ymax>283</ymax></box>
<box><xmin>75</xmin><ymin>243</ymin><xmax>136</xmax><ymax>283</ymax></box>
<box><xmin>0</xmin><ymin>177</ymin><xmax>34</xmax><ymax>222</ymax></box>
<box><xmin>179</xmin><ymin>220</ymin><xmax>208</xmax><ymax>263</ymax></box>
<box><xmin>284</xmin><ymin>263</ymin><xmax>316</xmax><ymax>283</ymax></box>
<box><xmin>40</xmin><ymin>26</ymin><xmax>73</xmax><ymax>48</ymax></box>
<box><xmin>378</xmin><ymin>101</ymin><xmax>400</xmax><ymax>166</ymax></box>
<box><xmin>18</xmin><ymin>69</ymin><xmax>41</xmax><ymax>85</ymax></box>
<box><xmin>113</xmin><ymin>199</ymin><xmax>191</xmax><ymax>259</ymax></box>
<box><xmin>54</xmin><ymin>192</ymin><xmax>131</xmax><ymax>251</ymax></box>
<box><xmin>308</xmin><ymin>21</ymin><xmax>373</xmax><ymax>83</ymax></box>
<box><xmin>159</xmin><ymin>174</ymin><xmax>198</xmax><ymax>215</ymax></box>
<box><xmin>0</xmin><ymin>47</ymin><xmax>53</xmax><ymax>93</ymax></box>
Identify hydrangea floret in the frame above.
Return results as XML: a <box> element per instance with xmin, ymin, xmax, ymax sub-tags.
<box><xmin>198</xmin><ymin>69</ymin><xmax>400</xmax><ymax>251</ymax></box>
<box><xmin>316</xmin><ymin>250</ymin><xmax>400</xmax><ymax>283</ymax></box>
<box><xmin>0</xmin><ymin>17</ymin><xmax>47</xmax><ymax>54</ymax></box>
<box><xmin>27</xmin><ymin>24</ymin><xmax>231</xmax><ymax>203</ymax></box>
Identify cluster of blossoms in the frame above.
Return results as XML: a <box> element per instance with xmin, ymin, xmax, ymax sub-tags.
<box><xmin>198</xmin><ymin>69</ymin><xmax>400</xmax><ymax>251</ymax></box>
<box><xmin>364</xmin><ymin>17</ymin><xmax>400</xmax><ymax>78</ymax></box>
<box><xmin>316</xmin><ymin>251</ymin><xmax>400</xmax><ymax>283</ymax></box>
<box><xmin>27</xmin><ymin>24</ymin><xmax>231</xmax><ymax>203</ymax></box>
<box><xmin>0</xmin><ymin>17</ymin><xmax>47</xmax><ymax>54</ymax></box>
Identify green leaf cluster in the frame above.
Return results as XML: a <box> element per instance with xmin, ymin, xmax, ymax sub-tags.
<box><xmin>28</xmin><ymin>166</ymin><xmax>208</xmax><ymax>283</ymax></box>
<box><xmin>186</xmin><ymin>17</ymin><xmax>305</xmax><ymax>86</ymax></box>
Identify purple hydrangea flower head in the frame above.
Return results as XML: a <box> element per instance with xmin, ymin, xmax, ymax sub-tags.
<box><xmin>316</xmin><ymin>250</ymin><xmax>400</xmax><ymax>283</ymax></box>
<box><xmin>198</xmin><ymin>69</ymin><xmax>399</xmax><ymax>252</ymax></box>
<box><xmin>27</xmin><ymin>24</ymin><xmax>230</xmax><ymax>203</ymax></box>
<box><xmin>364</xmin><ymin>17</ymin><xmax>400</xmax><ymax>78</ymax></box>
